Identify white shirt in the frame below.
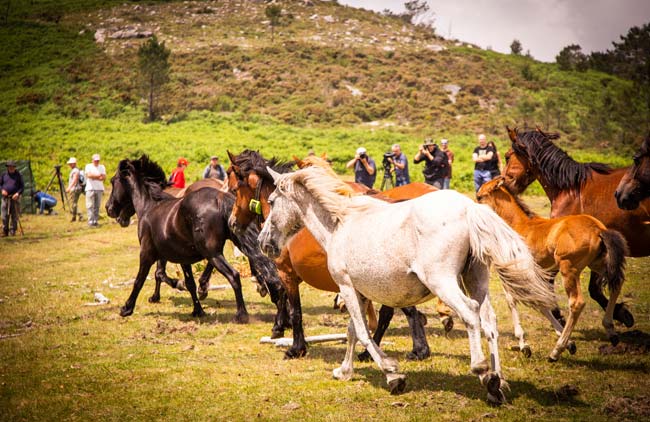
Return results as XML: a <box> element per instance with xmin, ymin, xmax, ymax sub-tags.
<box><xmin>84</xmin><ymin>163</ymin><xmax>106</xmax><ymax>192</ymax></box>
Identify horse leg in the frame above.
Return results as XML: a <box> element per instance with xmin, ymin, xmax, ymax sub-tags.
<box><xmin>197</xmin><ymin>262</ymin><xmax>214</xmax><ymax>300</ymax></box>
<box><xmin>588</xmin><ymin>271</ymin><xmax>633</xmax><ymax>327</ymax></box>
<box><xmin>549</xmin><ymin>262</ymin><xmax>585</xmax><ymax>362</ymax></box>
<box><xmin>181</xmin><ymin>264</ymin><xmax>205</xmax><ymax>318</ymax></box>
<box><xmin>435</xmin><ymin>298</ymin><xmax>454</xmax><ymax>334</ymax></box>
<box><xmin>209</xmin><ymin>255</ymin><xmax>248</xmax><ymax>323</ymax></box>
<box><xmin>401</xmin><ymin>306</ymin><xmax>430</xmax><ymax>361</ymax></box>
<box><xmin>503</xmin><ymin>287</ymin><xmax>531</xmax><ymax>357</ymax></box>
<box><xmin>464</xmin><ymin>263</ymin><xmax>507</xmax><ymax>404</ymax></box>
<box><xmin>359</xmin><ymin>305</ymin><xmax>393</xmax><ymax>362</ymax></box>
<box><xmin>335</xmin><ymin>282</ymin><xmax>405</xmax><ymax>394</ymax></box>
<box><xmin>121</xmin><ymin>252</ymin><xmax>155</xmax><ymax>317</ymax></box>
<box><xmin>601</xmin><ymin>277</ymin><xmax>622</xmax><ymax>346</ymax></box>
<box><xmin>367</xmin><ymin>301</ymin><xmax>378</xmax><ymax>332</ymax></box>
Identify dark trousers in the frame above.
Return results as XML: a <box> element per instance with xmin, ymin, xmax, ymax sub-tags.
<box><xmin>1</xmin><ymin>196</ymin><xmax>19</xmax><ymax>234</ymax></box>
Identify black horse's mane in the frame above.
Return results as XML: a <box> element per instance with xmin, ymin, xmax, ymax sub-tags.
<box><xmin>516</xmin><ymin>130</ymin><xmax>612</xmax><ymax>192</ymax></box>
<box><xmin>120</xmin><ymin>155</ymin><xmax>171</xmax><ymax>201</ymax></box>
<box><xmin>232</xmin><ymin>149</ymin><xmax>295</xmax><ymax>181</ymax></box>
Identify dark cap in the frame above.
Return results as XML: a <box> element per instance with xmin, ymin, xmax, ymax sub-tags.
<box><xmin>5</xmin><ymin>160</ymin><xmax>16</xmax><ymax>167</ymax></box>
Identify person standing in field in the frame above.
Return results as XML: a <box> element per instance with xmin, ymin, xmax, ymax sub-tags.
<box><xmin>389</xmin><ymin>143</ymin><xmax>410</xmax><ymax>186</ymax></box>
<box><xmin>66</xmin><ymin>157</ymin><xmax>83</xmax><ymax>222</ymax></box>
<box><xmin>0</xmin><ymin>160</ymin><xmax>24</xmax><ymax>237</ymax></box>
<box><xmin>346</xmin><ymin>147</ymin><xmax>376</xmax><ymax>189</ymax></box>
<box><xmin>440</xmin><ymin>138</ymin><xmax>454</xmax><ymax>189</ymax></box>
<box><xmin>414</xmin><ymin>138</ymin><xmax>448</xmax><ymax>189</ymax></box>
<box><xmin>169</xmin><ymin>157</ymin><xmax>189</xmax><ymax>188</ymax></box>
<box><xmin>84</xmin><ymin>154</ymin><xmax>106</xmax><ymax>227</ymax></box>
<box><xmin>472</xmin><ymin>134</ymin><xmax>496</xmax><ymax>191</ymax></box>
<box><xmin>203</xmin><ymin>156</ymin><xmax>226</xmax><ymax>181</ymax></box>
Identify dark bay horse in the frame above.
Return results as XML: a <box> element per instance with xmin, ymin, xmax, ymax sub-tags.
<box><xmin>615</xmin><ymin>135</ymin><xmax>650</xmax><ymax>210</ymax></box>
<box><xmin>105</xmin><ymin>155</ymin><xmax>287</xmax><ymax>333</ymax></box>
<box><xmin>226</xmin><ymin>149</ymin><xmax>449</xmax><ymax>361</ymax></box>
<box><xmin>503</xmin><ymin>128</ymin><xmax>649</xmax><ymax>327</ymax></box>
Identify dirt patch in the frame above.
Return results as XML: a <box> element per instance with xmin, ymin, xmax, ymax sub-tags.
<box><xmin>603</xmin><ymin>395</ymin><xmax>650</xmax><ymax>418</ymax></box>
<box><xmin>152</xmin><ymin>319</ymin><xmax>198</xmax><ymax>335</ymax></box>
<box><xmin>599</xmin><ymin>330</ymin><xmax>650</xmax><ymax>355</ymax></box>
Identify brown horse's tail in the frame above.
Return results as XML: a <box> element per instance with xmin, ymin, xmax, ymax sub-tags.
<box><xmin>598</xmin><ymin>229</ymin><xmax>629</xmax><ymax>294</ymax></box>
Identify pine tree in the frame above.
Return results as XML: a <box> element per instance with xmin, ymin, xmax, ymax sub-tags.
<box><xmin>138</xmin><ymin>35</ymin><xmax>171</xmax><ymax>122</ymax></box>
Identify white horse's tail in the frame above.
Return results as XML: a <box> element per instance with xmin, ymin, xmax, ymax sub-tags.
<box><xmin>466</xmin><ymin>203</ymin><xmax>557</xmax><ymax>311</ymax></box>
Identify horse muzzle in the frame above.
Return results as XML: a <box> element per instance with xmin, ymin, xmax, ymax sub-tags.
<box><xmin>258</xmin><ymin>231</ymin><xmax>280</xmax><ymax>259</ymax></box>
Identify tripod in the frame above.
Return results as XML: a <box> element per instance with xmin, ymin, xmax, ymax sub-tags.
<box><xmin>44</xmin><ymin>165</ymin><xmax>68</xmax><ymax>211</ymax></box>
<box><xmin>380</xmin><ymin>166</ymin><xmax>394</xmax><ymax>191</ymax></box>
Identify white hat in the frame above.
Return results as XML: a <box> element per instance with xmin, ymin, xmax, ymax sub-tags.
<box><xmin>356</xmin><ymin>147</ymin><xmax>367</xmax><ymax>155</ymax></box>
<box><xmin>441</xmin><ymin>139</ymin><xmax>448</xmax><ymax>145</ymax></box>
<box><xmin>67</xmin><ymin>157</ymin><xmax>77</xmax><ymax>164</ymax></box>
<box><xmin>92</xmin><ymin>154</ymin><xmax>101</xmax><ymax>161</ymax></box>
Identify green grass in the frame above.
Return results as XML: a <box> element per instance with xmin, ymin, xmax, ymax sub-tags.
<box><xmin>0</xmin><ymin>196</ymin><xmax>649</xmax><ymax>420</ymax></box>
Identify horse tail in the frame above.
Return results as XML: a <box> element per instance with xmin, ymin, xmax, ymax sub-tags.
<box><xmin>598</xmin><ymin>229</ymin><xmax>628</xmax><ymax>294</ymax></box>
<box><xmin>466</xmin><ymin>203</ymin><xmax>557</xmax><ymax>311</ymax></box>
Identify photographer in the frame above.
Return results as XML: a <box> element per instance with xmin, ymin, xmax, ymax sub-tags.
<box><xmin>346</xmin><ymin>147</ymin><xmax>376</xmax><ymax>188</ymax></box>
<box><xmin>414</xmin><ymin>138</ymin><xmax>448</xmax><ymax>189</ymax></box>
<box><xmin>386</xmin><ymin>144</ymin><xmax>410</xmax><ymax>186</ymax></box>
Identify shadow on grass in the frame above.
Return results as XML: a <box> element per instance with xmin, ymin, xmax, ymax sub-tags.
<box><xmin>354</xmin><ymin>366</ymin><xmax>590</xmax><ymax>407</ymax></box>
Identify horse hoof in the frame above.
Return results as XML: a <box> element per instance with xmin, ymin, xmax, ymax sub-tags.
<box><xmin>615</xmin><ymin>304</ymin><xmax>634</xmax><ymax>328</ymax></box>
<box><xmin>119</xmin><ymin>306</ymin><xmax>133</xmax><ymax>317</ymax></box>
<box><xmin>148</xmin><ymin>295</ymin><xmax>160</xmax><ymax>304</ymax></box>
<box><xmin>284</xmin><ymin>347</ymin><xmax>307</xmax><ymax>360</ymax></box>
<box><xmin>175</xmin><ymin>281</ymin><xmax>186</xmax><ymax>291</ymax></box>
<box><xmin>609</xmin><ymin>334</ymin><xmax>620</xmax><ymax>346</ymax></box>
<box><xmin>198</xmin><ymin>290</ymin><xmax>208</xmax><ymax>301</ymax></box>
<box><xmin>405</xmin><ymin>348</ymin><xmax>430</xmax><ymax>361</ymax></box>
<box><xmin>568</xmin><ymin>341</ymin><xmax>577</xmax><ymax>355</ymax></box>
<box><xmin>441</xmin><ymin>316</ymin><xmax>453</xmax><ymax>333</ymax></box>
<box><xmin>192</xmin><ymin>309</ymin><xmax>206</xmax><ymax>318</ymax></box>
<box><xmin>333</xmin><ymin>367</ymin><xmax>353</xmax><ymax>381</ymax></box>
<box><xmin>387</xmin><ymin>373</ymin><xmax>406</xmax><ymax>395</ymax></box>
<box><xmin>271</xmin><ymin>329</ymin><xmax>284</xmax><ymax>340</ymax></box>
<box><xmin>486</xmin><ymin>374</ymin><xmax>506</xmax><ymax>405</ymax></box>
<box><xmin>358</xmin><ymin>351</ymin><xmax>371</xmax><ymax>362</ymax></box>
<box><xmin>521</xmin><ymin>345</ymin><xmax>532</xmax><ymax>358</ymax></box>
<box><xmin>547</xmin><ymin>355</ymin><xmax>559</xmax><ymax>363</ymax></box>
<box><xmin>232</xmin><ymin>314</ymin><xmax>250</xmax><ymax>324</ymax></box>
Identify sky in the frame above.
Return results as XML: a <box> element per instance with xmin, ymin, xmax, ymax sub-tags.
<box><xmin>338</xmin><ymin>0</ymin><xmax>650</xmax><ymax>62</ymax></box>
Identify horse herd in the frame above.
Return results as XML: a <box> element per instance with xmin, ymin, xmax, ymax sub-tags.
<box><xmin>105</xmin><ymin>128</ymin><xmax>650</xmax><ymax>405</ymax></box>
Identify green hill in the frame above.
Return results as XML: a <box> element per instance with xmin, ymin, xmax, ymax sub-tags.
<box><xmin>0</xmin><ymin>0</ymin><xmax>644</xmax><ymax>191</ymax></box>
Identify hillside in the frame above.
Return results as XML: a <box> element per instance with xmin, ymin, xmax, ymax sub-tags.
<box><xmin>0</xmin><ymin>0</ymin><xmax>644</xmax><ymax>189</ymax></box>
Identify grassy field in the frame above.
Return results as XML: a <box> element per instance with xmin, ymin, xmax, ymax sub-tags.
<box><xmin>0</xmin><ymin>195</ymin><xmax>649</xmax><ymax>421</ymax></box>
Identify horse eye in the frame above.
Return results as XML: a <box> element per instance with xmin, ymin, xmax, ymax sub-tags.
<box><xmin>633</xmin><ymin>156</ymin><xmax>640</xmax><ymax>165</ymax></box>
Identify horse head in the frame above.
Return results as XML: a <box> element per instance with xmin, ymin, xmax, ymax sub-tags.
<box><xmin>503</xmin><ymin>127</ymin><xmax>537</xmax><ymax>194</ymax></box>
<box><xmin>226</xmin><ymin>149</ymin><xmax>294</xmax><ymax>234</ymax></box>
<box><xmin>106</xmin><ymin>159</ymin><xmax>137</xmax><ymax>227</ymax></box>
<box><xmin>475</xmin><ymin>176</ymin><xmax>506</xmax><ymax>205</ymax></box>
<box><xmin>258</xmin><ymin>167</ymin><xmax>304</xmax><ymax>259</ymax></box>
<box><xmin>615</xmin><ymin>135</ymin><xmax>650</xmax><ymax>210</ymax></box>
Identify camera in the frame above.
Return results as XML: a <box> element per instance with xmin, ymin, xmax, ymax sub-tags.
<box><xmin>382</xmin><ymin>152</ymin><xmax>395</xmax><ymax>170</ymax></box>
<box><xmin>359</xmin><ymin>153</ymin><xmax>368</xmax><ymax>160</ymax></box>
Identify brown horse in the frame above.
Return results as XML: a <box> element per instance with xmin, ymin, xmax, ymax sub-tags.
<box><xmin>502</xmin><ymin>127</ymin><xmax>646</xmax><ymax>327</ymax></box>
<box><xmin>615</xmin><ymin>135</ymin><xmax>650</xmax><ymax>210</ymax></box>
<box><xmin>165</xmin><ymin>177</ymin><xmax>227</xmax><ymax>198</ymax></box>
<box><xmin>227</xmin><ymin>150</ymin><xmax>452</xmax><ymax>361</ymax></box>
<box><xmin>477</xmin><ymin>177</ymin><xmax>628</xmax><ymax>361</ymax></box>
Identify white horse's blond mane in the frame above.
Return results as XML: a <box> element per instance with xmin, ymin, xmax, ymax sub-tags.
<box><xmin>276</xmin><ymin>166</ymin><xmax>380</xmax><ymax>224</ymax></box>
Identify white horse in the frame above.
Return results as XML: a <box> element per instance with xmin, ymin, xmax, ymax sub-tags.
<box><xmin>258</xmin><ymin>166</ymin><xmax>556</xmax><ymax>404</ymax></box>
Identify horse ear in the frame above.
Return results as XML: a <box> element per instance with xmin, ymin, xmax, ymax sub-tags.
<box><xmin>267</xmin><ymin>166</ymin><xmax>282</xmax><ymax>183</ymax></box>
<box><xmin>227</xmin><ymin>150</ymin><xmax>237</xmax><ymax>165</ymax></box>
<box><xmin>496</xmin><ymin>176</ymin><xmax>504</xmax><ymax>189</ymax></box>
<box><xmin>506</xmin><ymin>126</ymin><xmax>518</xmax><ymax>143</ymax></box>
<box><xmin>293</xmin><ymin>155</ymin><xmax>305</xmax><ymax>168</ymax></box>
<box><xmin>321</xmin><ymin>152</ymin><xmax>328</xmax><ymax>160</ymax></box>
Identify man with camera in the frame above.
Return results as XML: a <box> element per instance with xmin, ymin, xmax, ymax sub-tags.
<box><xmin>346</xmin><ymin>147</ymin><xmax>376</xmax><ymax>188</ymax></box>
<box><xmin>414</xmin><ymin>138</ymin><xmax>448</xmax><ymax>189</ymax></box>
<box><xmin>386</xmin><ymin>144</ymin><xmax>410</xmax><ymax>186</ymax></box>
<box><xmin>1</xmin><ymin>160</ymin><xmax>24</xmax><ymax>237</ymax></box>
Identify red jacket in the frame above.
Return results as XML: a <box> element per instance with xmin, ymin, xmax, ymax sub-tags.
<box><xmin>170</xmin><ymin>168</ymin><xmax>186</xmax><ymax>188</ymax></box>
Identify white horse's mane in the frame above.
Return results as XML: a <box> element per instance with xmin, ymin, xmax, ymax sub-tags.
<box><xmin>276</xmin><ymin>166</ymin><xmax>382</xmax><ymax>224</ymax></box>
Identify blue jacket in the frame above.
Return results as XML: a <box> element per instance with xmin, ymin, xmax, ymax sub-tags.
<box><xmin>34</xmin><ymin>191</ymin><xmax>57</xmax><ymax>206</ymax></box>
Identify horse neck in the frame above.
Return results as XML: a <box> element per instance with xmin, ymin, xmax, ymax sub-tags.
<box><xmin>490</xmin><ymin>192</ymin><xmax>534</xmax><ymax>229</ymax></box>
<box><xmin>533</xmin><ymin>170</ymin><xmax>564</xmax><ymax>204</ymax></box>
<box><xmin>292</xmin><ymin>185</ymin><xmax>338</xmax><ymax>251</ymax></box>
<box><xmin>127</xmin><ymin>176</ymin><xmax>157</xmax><ymax>217</ymax></box>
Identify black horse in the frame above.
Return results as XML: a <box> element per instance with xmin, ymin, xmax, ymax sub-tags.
<box><xmin>105</xmin><ymin>155</ymin><xmax>289</xmax><ymax>335</ymax></box>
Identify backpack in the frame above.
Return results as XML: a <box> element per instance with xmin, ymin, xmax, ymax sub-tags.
<box><xmin>78</xmin><ymin>170</ymin><xmax>86</xmax><ymax>191</ymax></box>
